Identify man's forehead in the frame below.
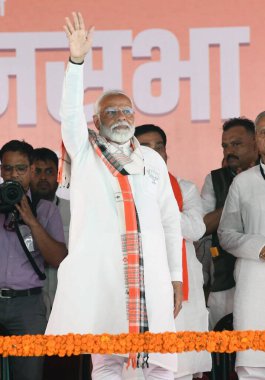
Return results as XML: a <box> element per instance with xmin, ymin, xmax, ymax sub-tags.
<box><xmin>33</xmin><ymin>159</ymin><xmax>56</xmax><ymax>168</ymax></box>
<box><xmin>256</xmin><ymin>117</ymin><xmax>265</xmax><ymax>128</ymax></box>
<box><xmin>2</xmin><ymin>151</ymin><xmax>29</xmax><ymax>162</ymax></box>
<box><xmin>222</xmin><ymin>126</ymin><xmax>250</xmax><ymax>140</ymax></box>
<box><xmin>138</xmin><ymin>131</ymin><xmax>164</xmax><ymax>145</ymax></box>
<box><xmin>100</xmin><ymin>93</ymin><xmax>132</xmax><ymax>109</ymax></box>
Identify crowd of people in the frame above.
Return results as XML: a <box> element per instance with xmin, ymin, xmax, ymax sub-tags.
<box><xmin>1</xmin><ymin>11</ymin><xmax>265</xmax><ymax>380</ymax></box>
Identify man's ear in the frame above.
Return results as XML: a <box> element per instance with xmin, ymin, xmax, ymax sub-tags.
<box><xmin>93</xmin><ymin>115</ymin><xmax>100</xmax><ymax>131</ymax></box>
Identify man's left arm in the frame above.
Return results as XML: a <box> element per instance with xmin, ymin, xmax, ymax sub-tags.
<box><xmin>16</xmin><ymin>196</ymin><xmax>67</xmax><ymax>268</ymax></box>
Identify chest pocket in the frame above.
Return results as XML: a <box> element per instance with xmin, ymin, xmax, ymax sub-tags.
<box><xmin>142</xmin><ymin>167</ymin><xmax>160</xmax><ymax>198</ymax></box>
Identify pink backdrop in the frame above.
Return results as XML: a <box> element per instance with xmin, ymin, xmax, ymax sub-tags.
<box><xmin>1</xmin><ymin>0</ymin><xmax>265</xmax><ymax>188</ymax></box>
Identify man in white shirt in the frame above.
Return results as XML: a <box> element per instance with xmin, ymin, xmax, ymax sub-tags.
<box><xmin>218</xmin><ymin>111</ymin><xmax>265</xmax><ymax>379</ymax></box>
<box><xmin>46</xmin><ymin>12</ymin><xmax>183</xmax><ymax>380</ymax></box>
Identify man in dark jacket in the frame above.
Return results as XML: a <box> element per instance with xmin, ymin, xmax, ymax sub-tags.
<box><xmin>200</xmin><ymin>117</ymin><xmax>258</xmax><ymax>329</ymax></box>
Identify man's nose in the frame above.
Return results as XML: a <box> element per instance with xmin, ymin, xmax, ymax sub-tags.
<box><xmin>40</xmin><ymin>172</ymin><xmax>47</xmax><ymax>179</ymax></box>
<box><xmin>225</xmin><ymin>145</ymin><xmax>236</xmax><ymax>155</ymax></box>
<box><xmin>116</xmin><ymin>109</ymin><xmax>126</xmax><ymax>120</ymax></box>
<box><xmin>10</xmin><ymin>167</ymin><xmax>19</xmax><ymax>178</ymax></box>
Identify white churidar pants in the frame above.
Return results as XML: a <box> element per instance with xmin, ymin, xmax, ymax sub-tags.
<box><xmin>92</xmin><ymin>354</ymin><xmax>174</xmax><ymax>380</ymax></box>
<box><xmin>237</xmin><ymin>366</ymin><xmax>265</xmax><ymax>379</ymax></box>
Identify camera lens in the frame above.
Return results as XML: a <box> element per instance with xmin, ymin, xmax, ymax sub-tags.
<box><xmin>1</xmin><ymin>181</ymin><xmax>24</xmax><ymax>205</ymax></box>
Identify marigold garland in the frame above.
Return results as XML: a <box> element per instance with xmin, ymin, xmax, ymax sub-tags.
<box><xmin>1</xmin><ymin>331</ymin><xmax>265</xmax><ymax>357</ymax></box>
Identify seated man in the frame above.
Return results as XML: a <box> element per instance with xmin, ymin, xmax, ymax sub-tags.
<box><xmin>0</xmin><ymin>140</ymin><xmax>67</xmax><ymax>380</ymax></box>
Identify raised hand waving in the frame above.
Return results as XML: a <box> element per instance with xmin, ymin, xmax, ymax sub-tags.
<box><xmin>64</xmin><ymin>12</ymin><xmax>94</xmax><ymax>63</ymax></box>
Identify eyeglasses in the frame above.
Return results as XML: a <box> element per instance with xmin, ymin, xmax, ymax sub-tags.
<box><xmin>101</xmin><ymin>107</ymin><xmax>135</xmax><ymax>119</ymax></box>
<box><xmin>0</xmin><ymin>164</ymin><xmax>29</xmax><ymax>174</ymax></box>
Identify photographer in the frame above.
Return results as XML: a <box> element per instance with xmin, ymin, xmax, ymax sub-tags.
<box><xmin>0</xmin><ymin>140</ymin><xmax>67</xmax><ymax>380</ymax></box>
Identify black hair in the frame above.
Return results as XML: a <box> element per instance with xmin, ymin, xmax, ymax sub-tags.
<box><xmin>32</xmin><ymin>148</ymin><xmax>59</xmax><ymax>170</ymax></box>
<box><xmin>135</xmin><ymin>124</ymin><xmax>167</xmax><ymax>146</ymax></box>
<box><xmin>0</xmin><ymin>140</ymin><xmax>34</xmax><ymax>163</ymax></box>
<box><xmin>223</xmin><ymin>117</ymin><xmax>255</xmax><ymax>135</ymax></box>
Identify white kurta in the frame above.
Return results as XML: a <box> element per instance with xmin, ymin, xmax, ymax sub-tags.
<box><xmin>174</xmin><ymin>178</ymin><xmax>211</xmax><ymax>377</ymax></box>
<box><xmin>123</xmin><ymin>178</ymin><xmax>211</xmax><ymax>379</ymax></box>
<box><xmin>218</xmin><ymin>164</ymin><xmax>265</xmax><ymax>368</ymax></box>
<box><xmin>46</xmin><ymin>63</ymin><xmax>183</xmax><ymax>371</ymax></box>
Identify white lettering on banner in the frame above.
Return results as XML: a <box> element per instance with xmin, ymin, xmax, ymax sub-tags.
<box><xmin>0</xmin><ymin>32</ymin><xmax>68</xmax><ymax>125</ymax></box>
<box><xmin>0</xmin><ymin>31</ymin><xmax>132</xmax><ymax>124</ymax></box>
<box><xmin>0</xmin><ymin>27</ymin><xmax>250</xmax><ymax>126</ymax></box>
<box><xmin>82</xmin><ymin>30</ymin><xmax>132</xmax><ymax>121</ymax></box>
<box><xmin>0</xmin><ymin>0</ymin><xmax>5</xmax><ymax>16</ymax></box>
<box><xmin>132</xmin><ymin>29</ymin><xmax>180</xmax><ymax>114</ymax></box>
<box><xmin>189</xmin><ymin>28</ymin><xmax>250</xmax><ymax>120</ymax></box>
<box><xmin>47</xmin><ymin>31</ymin><xmax>133</xmax><ymax>121</ymax></box>
<box><xmin>132</xmin><ymin>27</ymin><xmax>250</xmax><ymax>119</ymax></box>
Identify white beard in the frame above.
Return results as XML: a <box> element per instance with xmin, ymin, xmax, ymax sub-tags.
<box><xmin>99</xmin><ymin>121</ymin><xmax>135</xmax><ymax>144</ymax></box>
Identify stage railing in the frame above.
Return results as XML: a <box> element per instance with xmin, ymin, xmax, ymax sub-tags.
<box><xmin>1</xmin><ymin>331</ymin><xmax>265</xmax><ymax>357</ymax></box>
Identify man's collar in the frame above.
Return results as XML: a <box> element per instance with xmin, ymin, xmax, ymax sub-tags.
<box><xmin>260</xmin><ymin>159</ymin><xmax>265</xmax><ymax>169</ymax></box>
<box><xmin>109</xmin><ymin>140</ymin><xmax>132</xmax><ymax>155</ymax></box>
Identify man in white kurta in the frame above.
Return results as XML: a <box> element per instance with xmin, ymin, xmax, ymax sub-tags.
<box><xmin>172</xmin><ymin>178</ymin><xmax>211</xmax><ymax>380</ymax></box>
<box><xmin>218</xmin><ymin>112</ymin><xmax>265</xmax><ymax>379</ymax></box>
<box><xmin>123</xmin><ymin>125</ymin><xmax>211</xmax><ymax>380</ymax></box>
<box><xmin>123</xmin><ymin>177</ymin><xmax>211</xmax><ymax>380</ymax></box>
<box><xmin>46</xmin><ymin>13</ymin><xmax>183</xmax><ymax>380</ymax></box>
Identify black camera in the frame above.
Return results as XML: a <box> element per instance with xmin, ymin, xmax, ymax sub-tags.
<box><xmin>0</xmin><ymin>180</ymin><xmax>25</xmax><ymax>213</ymax></box>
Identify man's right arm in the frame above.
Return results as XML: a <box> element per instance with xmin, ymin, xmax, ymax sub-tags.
<box><xmin>60</xmin><ymin>12</ymin><xmax>94</xmax><ymax>158</ymax></box>
<box><xmin>203</xmin><ymin>208</ymin><xmax>223</xmax><ymax>235</ymax></box>
<box><xmin>201</xmin><ymin>173</ymin><xmax>220</xmax><ymax>235</ymax></box>
<box><xmin>60</xmin><ymin>63</ymin><xmax>88</xmax><ymax>157</ymax></box>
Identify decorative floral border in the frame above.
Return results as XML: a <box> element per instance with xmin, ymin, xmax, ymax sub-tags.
<box><xmin>1</xmin><ymin>331</ymin><xmax>265</xmax><ymax>357</ymax></box>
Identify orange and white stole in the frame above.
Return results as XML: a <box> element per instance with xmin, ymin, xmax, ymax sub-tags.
<box><xmin>88</xmin><ymin>131</ymin><xmax>148</xmax><ymax>368</ymax></box>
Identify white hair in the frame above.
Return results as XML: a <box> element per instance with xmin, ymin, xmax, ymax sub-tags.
<box><xmin>93</xmin><ymin>90</ymin><xmax>134</xmax><ymax>115</ymax></box>
<box><xmin>255</xmin><ymin>111</ymin><xmax>265</xmax><ymax>130</ymax></box>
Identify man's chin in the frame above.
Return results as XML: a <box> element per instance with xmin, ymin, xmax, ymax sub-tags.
<box><xmin>37</xmin><ymin>187</ymin><xmax>50</xmax><ymax>194</ymax></box>
<box><xmin>36</xmin><ymin>189</ymin><xmax>53</xmax><ymax>199</ymax></box>
<box><xmin>111</xmin><ymin>136</ymin><xmax>132</xmax><ymax>144</ymax></box>
<box><xmin>228</xmin><ymin>163</ymin><xmax>240</xmax><ymax>173</ymax></box>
